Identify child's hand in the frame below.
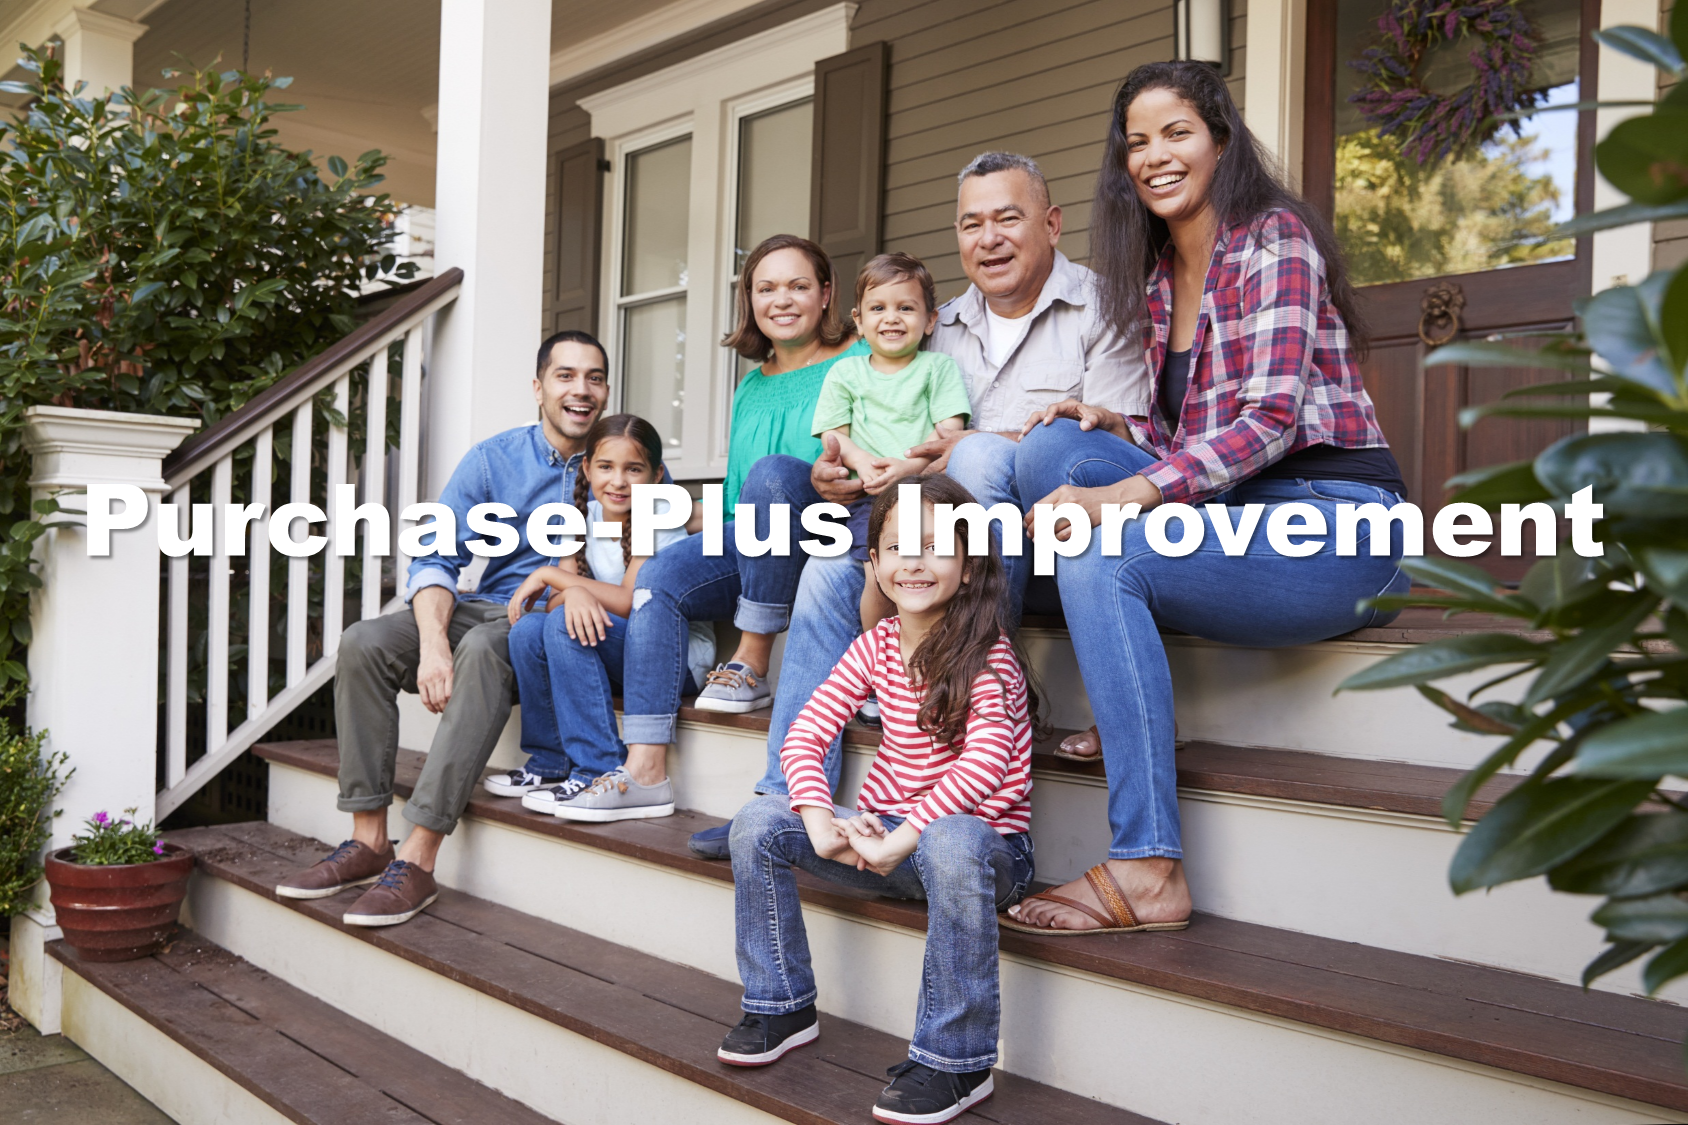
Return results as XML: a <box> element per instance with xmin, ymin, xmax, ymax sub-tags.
<box><xmin>862</xmin><ymin>457</ymin><xmax>921</xmax><ymax>495</ymax></box>
<box><xmin>507</xmin><ymin>569</ymin><xmax>552</xmax><ymax>625</ymax></box>
<box><xmin>837</xmin><ymin>816</ymin><xmax>917</xmax><ymax>876</ymax></box>
<box><xmin>801</xmin><ymin>805</ymin><xmax>859</xmax><ymax>864</ymax></box>
<box><xmin>561</xmin><ymin>586</ymin><xmax>611</xmax><ymax>645</ymax></box>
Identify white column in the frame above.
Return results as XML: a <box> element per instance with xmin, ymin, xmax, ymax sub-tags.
<box><xmin>52</xmin><ymin>8</ymin><xmax>146</xmax><ymax>96</ymax></box>
<box><xmin>1243</xmin><ymin>0</ymin><xmax>1307</xmax><ymax>186</ymax></box>
<box><xmin>8</xmin><ymin>406</ymin><xmax>196</xmax><ymax>1033</ymax></box>
<box><xmin>427</xmin><ymin>0</ymin><xmax>553</xmax><ymax>495</ymax></box>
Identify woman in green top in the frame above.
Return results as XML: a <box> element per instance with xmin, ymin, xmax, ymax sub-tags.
<box><xmin>618</xmin><ymin>236</ymin><xmax>863</xmax><ymax>789</ymax></box>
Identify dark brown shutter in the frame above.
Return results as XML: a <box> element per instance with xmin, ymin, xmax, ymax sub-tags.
<box><xmin>809</xmin><ymin>41</ymin><xmax>887</xmax><ymax>286</ymax></box>
<box><xmin>549</xmin><ymin>137</ymin><xmax>604</xmax><ymax>334</ymax></box>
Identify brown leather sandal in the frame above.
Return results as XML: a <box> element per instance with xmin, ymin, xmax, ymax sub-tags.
<box><xmin>999</xmin><ymin>863</ymin><xmax>1191</xmax><ymax>936</ymax></box>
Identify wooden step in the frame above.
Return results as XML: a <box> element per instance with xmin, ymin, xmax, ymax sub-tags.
<box><xmin>167</xmin><ymin>821</ymin><xmax>1160</xmax><ymax>1125</ymax></box>
<box><xmin>49</xmin><ymin>930</ymin><xmax>558</xmax><ymax>1125</ymax></box>
<box><xmin>1022</xmin><ymin>603</ymin><xmax>1548</xmax><ymax>645</ymax></box>
<box><xmin>251</xmin><ymin>739</ymin><xmax>1688</xmax><ymax>1114</ymax></box>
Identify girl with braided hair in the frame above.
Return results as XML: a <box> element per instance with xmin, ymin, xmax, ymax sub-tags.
<box><xmin>504</xmin><ymin>414</ymin><xmax>714</xmax><ymax>822</ymax></box>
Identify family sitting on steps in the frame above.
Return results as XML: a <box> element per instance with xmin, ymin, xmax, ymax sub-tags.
<box><xmin>274</xmin><ymin>63</ymin><xmax>1411</xmax><ymax>1125</ymax></box>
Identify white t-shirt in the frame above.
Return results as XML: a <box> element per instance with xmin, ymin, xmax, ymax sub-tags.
<box><xmin>983</xmin><ymin>305</ymin><xmax>1032</xmax><ymax>369</ymax></box>
<box><xmin>583</xmin><ymin>499</ymin><xmax>715</xmax><ymax>691</ymax></box>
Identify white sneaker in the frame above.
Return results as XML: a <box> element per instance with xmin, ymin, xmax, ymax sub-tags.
<box><xmin>552</xmin><ymin>768</ymin><xmax>675</xmax><ymax>822</ymax></box>
<box><xmin>483</xmin><ymin>768</ymin><xmax>567</xmax><ymax>797</ymax></box>
<box><xmin>520</xmin><ymin>776</ymin><xmax>592</xmax><ymax>814</ymax></box>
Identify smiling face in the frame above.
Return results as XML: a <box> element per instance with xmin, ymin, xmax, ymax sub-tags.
<box><xmin>584</xmin><ymin>434</ymin><xmax>656</xmax><ymax>518</ymax></box>
<box><xmin>749</xmin><ymin>246</ymin><xmax>831</xmax><ymax>348</ymax></box>
<box><xmin>854</xmin><ymin>277</ymin><xmax>938</xmax><ymax>362</ymax></box>
<box><xmin>955</xmin><ymin>169</ymin><xmax>1062</xmax><ymax>316</ymax></box>
<box><xmin>1123</xmin><ymin>86</ymin><xmax>1224</xmax><ymax>229</ymax></box>
<box><xmin>534</xmin><ymin>340</ymin><xmax>609</xmax><ymax>454</ymax></box>
<box><xmin>870</xmin><ymin>500</ymin><xmax>969</xmax><ymax>622</ymax></box>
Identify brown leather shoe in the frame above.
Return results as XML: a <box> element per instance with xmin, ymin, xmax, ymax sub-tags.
<box><xmin>341</xmin><ymin>860</ymin><xmax>438</xmax><ymax>927</ymax></box>
<box><xmin>275</xmin><ymin>839</ymin><xmax>393</xmax><ymax>900</ymax></box>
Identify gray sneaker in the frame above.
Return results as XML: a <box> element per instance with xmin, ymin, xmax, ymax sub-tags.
<box><xmin>694</xmin><ymin>662</ymin><xmax>771</xmax><ymax>713</ymax></box>
<box><xmin>552</xmin><ymin>767</ymin><xmax>675</xmax><ymax>822</ymax></box>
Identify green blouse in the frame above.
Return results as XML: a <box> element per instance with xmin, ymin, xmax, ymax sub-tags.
<box><xmin>721</xmin><ymin>338</ymin><xmax>869</xmax><ymax>520</ymax></box>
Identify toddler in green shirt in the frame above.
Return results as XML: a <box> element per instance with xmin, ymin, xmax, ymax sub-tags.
<box><xmin>811</xmin><ymin>252</ymin><xmax>971</xmax><ymax>633</ymax></box>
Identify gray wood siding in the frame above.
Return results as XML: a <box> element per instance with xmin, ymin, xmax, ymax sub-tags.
<box><xmin>858</xmin><ymin>0</ymin><xmax>1247</xmax><ymax>301</ymax></box>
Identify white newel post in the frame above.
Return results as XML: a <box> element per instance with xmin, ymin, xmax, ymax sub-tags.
<box><xmin>53</xmin><ymin>8</ymin><xmax>146</xmax><ymax>96</ymax></box>
<box><xmin>8</xmin><ymin>406</ymin><xmax>197</xmax><ymax>1033</ymax></box>
<box><xmin>427</xmin><ymin>0</ymin><xmax>553</xmax><ymax>489</ymax></box>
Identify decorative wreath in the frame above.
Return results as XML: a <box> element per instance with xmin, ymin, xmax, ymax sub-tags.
<box><xmin>1348</xmin><ymin>0</ymin><xmax>1544</xmax><ymax>164</ymax></box>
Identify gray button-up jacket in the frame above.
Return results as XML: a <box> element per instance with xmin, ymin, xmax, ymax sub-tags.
<box><xmin>931</xmin><ymin>251</ymin><xmax>1150</xmax><ymax>434</ymax></box>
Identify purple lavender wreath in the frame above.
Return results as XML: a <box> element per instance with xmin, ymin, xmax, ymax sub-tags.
<box><xmin>1348</xmin><ymin>0</ymin><xmax>1544</xmax><ymax>164</ymax></box>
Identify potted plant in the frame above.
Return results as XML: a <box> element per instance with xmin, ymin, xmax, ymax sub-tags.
<box><xmin>44</xmin><ymin>809</ymin><xmax>192</xmax><ymax>962</ymax></box>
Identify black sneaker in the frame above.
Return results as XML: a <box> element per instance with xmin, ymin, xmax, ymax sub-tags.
<box><xmin>716</xmin><ymin>1004</ymin><xmax>819</xmax><ymax>1066</ymax></box>
<box><xmin>857</xmin><ymin>692</ymin><xmax>883</xmax><ymax>728</ymax></box>
<box><xmin>483</xmin><ymin>768</ymin><xmax>566</xmax><ymax>797</ymax></box>
<box><xmin>873</xmin><ymin>1061</ymin><xmax>994</xmax><ymax>1124</ymax></box>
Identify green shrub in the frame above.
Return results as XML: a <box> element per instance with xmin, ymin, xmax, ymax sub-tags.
<box><xmin>0</xmin><ymin>698</ymin><xmax>68</xmax><ymax>916</ymax></box>
<box><xmin>68</xmin><ymin>808</ymin><xmax>163</xmax><ymax>866</ymax></box>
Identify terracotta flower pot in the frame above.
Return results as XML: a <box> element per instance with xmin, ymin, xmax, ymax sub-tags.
<box><xmin>44</xmin><ymin>842</ymin><xmax>194</xmax><ymax>962</ymax></box>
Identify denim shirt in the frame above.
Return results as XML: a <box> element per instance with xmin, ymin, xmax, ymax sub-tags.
<box><xmin>405</xmin><ymin>424</ymin><xmax>581</xmax><ymax>606</ymax></box>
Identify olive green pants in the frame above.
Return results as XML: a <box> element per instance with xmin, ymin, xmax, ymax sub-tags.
<box><xmin>333</xmin><ymin>599</ymin><xmax>513</xmax><ymax>835</ymax></box>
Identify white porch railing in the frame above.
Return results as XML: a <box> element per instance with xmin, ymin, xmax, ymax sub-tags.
<box><xmin>155</xmin><ymin>269</ymin><xmax>462</xmax><ymax>819</ymax></box>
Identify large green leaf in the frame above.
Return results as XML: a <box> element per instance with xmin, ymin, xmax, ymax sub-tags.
<box><xmin>1524</xmin><ymin>593</ymin><xmax>1658</xmax><ymax>707</ymax></box>
<box><xmin>1518</xmin><ymin>552</ymin><xmax>1603</xmax><ymax>614</ymax></box>
<box><xmin>1423</xmin><ymin>341</ymin><xmax>1594</xmax><ymax>376</ymax></box>
<box><xmin>1398</xmin><ymin>557</ymin><xmax>1533</xmax><ymax>616</ymax></box>
<box><xmin>1634</xmin><ymin>546</ymin><xmax>1688</xmax><ymax>604</ymax></box>
<box><xmin>1576</xmin><ymin>272</ymin><xmax>1678</xmax><ymax>394</ymax></box>
<box><xmin>1593</xmin><ymin>892</ymin><xmax>1688</xmax><ymax>943</ymax></box>
<box><xmin>1591</xmin><ymin>27</ymin><xmax>1687</xmax><ymax>75</ymax></box>
<box><xmin>1450</xmin><ymin>777</ymin><xmax>1654</xmax><ymax>892</ymax></box>
<box><xmin>1535</xmin><ymin>432</ymin><xmax>1688</xmax><ymax>516</ymax></box>
<box><xmin>1663</xmin><ymin>264</ymin><xmax>1688</xmax><ymax>380</ymax></box>
<box><xmin>1445</xmin><ymin>459</ymin><xmax>1553</xmax><ymax>508</ymax></box>
<box><xmin>1339</xmin><ymin>633</ymin><xmax>1544</xmax><ymax>692</ymax></box>
<box><xmin>1583</xmin><ymin>940</ymin><xmax>1654</xmax><ymax>987</ymax></box>
<box><xmin>1550</xmin><ymin>814</ymin><xmax>1688</xmax><ymax>896</ymax></box>
<box><xmin>1596</xmin><ymin>110</ymin><xmax>1688</xmax><ymax>205</ymax></box>
<box><xmin>1442</xmin><ymin>698</ymin><xmax>1584</xmax><ymax>826</ymax></box>
<box><xmin>1642</xmin><ymin>936</ymin><xmax>1688</xmax><ymax>995</ymax></box>
<box><xmin>1575</xmin><ymin>709</ymin><xmax>1688</xmax><ymax>778</ymax></box>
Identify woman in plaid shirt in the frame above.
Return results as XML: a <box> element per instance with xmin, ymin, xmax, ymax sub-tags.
<box><xmin>1001</xmin><ymin>62</ymin><xmax>1410</xmax><ymax>936</ymax></box>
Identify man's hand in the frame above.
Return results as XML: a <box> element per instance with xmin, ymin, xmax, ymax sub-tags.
<box><xmin>1020</xmin><ymin>398</ymin><xmax>1130</xmax><ymax>440</ymax></box>
<box><xmin>1024</xmin><ymin>475</ymin><xmax>1165</xmax><ymax>540</ymax></box>
<box><xmin>412</xmin><ymin>585</ymin><xmax>457</xmax><ymax>714</ymax></box>
<box><xmin>801</xmin><ymin>805</ymin><xmax>859</xmax><ymax>864</ymax></box>
<box><xmin>905</xmin><ymin>427</ymin><xmax>971</xmax><ymax>474</ymax></box>
<box><xmin>811</xmin><ymin>432</ymin><xmax>866</xmax><ymax>505</ymax></box>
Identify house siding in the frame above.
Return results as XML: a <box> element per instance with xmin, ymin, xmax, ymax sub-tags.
<box><xmin>543</xmin><ymin>0</ymin><xmax>1234</xmax><ymax>327</ymax></box>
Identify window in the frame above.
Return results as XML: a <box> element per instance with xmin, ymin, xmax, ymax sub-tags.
<box><xmin>728</xmin><ymin>96</ymin><xmax>813</xmax><ymax>382</ymax></box>
<box><xmin>617</xmin><ymin>136</ymin><xmax>692</xmax><ymax>452</ymax></box>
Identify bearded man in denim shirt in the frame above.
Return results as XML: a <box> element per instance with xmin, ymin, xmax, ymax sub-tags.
<box><xmin>274</xmin><ymin>330</ymin><xmax>609</xmax><ymax>926</ymax></box>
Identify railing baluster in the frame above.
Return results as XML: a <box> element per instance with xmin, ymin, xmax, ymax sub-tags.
<box><xmin>248</xmin><ymin>427</ymin><xmax>272</xmax><ymax>720</ymax></box>
<box><xmin>323</xmin><ymin>373</ymin><xmax>350</xmax><ymax>655</ymax></box>
<box><xmin>395</xmin><ymin>325</ymin><xmax>424</xmax><ymax>596</ymax></box>
<box><xmin>287</xmin><ymin>402</ymin><xmax>311</xmax><ymax>687</ymax></box>
<box><xmin>166</xmin><ymin>488</ymin><xmax>189</xmax><ymax>788</ymax></box>
<box><xmin>206</xmin><ymin>456</ymin><xmax>232</xmax><ymax>753</ymax></box>
<box><xmin>362</xmin><ymin>344</ymin><xmax>389</xmax><ymax>620</ymax></box>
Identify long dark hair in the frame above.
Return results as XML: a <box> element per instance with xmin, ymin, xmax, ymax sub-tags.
<box><xmin>720</xmin><ymin>234</ymin><xmax>854</xmax><ymax>361</ymax></box>
<box><xmin>1092</xmin><ymin>61</ymin><xmax>1368</xmax><ymax>356</ymax></box>
<box><xmin>865</xmin><ymin>475</ymin><xmax>1047</xmax><ymax>746</ymax></box>
<box><xmin>571</xmin><ymin>413</ymin><xmax>664</xmax><ymax>578</ymax></box>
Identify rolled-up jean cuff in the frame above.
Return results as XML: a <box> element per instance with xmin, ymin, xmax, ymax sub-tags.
<box><xmin>622</xmin><ymin>712</ymin><xmax>678</xmax><ymax>745</ymax></box>
<box><xmin>401</xmin><ymin>801</ymin><xmax>461</xmax><ymax>836</ymax></box>
<box><xmin>908</xmin><ymin>1046</ymin><xmax>999</xmax><ymax>1074</ymax></box>
<box><xmin>734</xmin><ymin>597</ymin><xmax>790</xmax><ymax>635</ymax></box>
<box><xmin>1109</xmin><ymin>844</ymin><xmax>1183</xmax><ymax>861</ymax></box>
<box><xmin>336</xmin><ymin>793</ymin><xmax>394</xmax><ymax>814</ymax></box>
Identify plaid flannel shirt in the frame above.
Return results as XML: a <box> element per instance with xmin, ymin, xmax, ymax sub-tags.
<box><xmin>1127</xmin><ymin>209</ymin><xmax>1390</xmax><ymax>505</ymax></box>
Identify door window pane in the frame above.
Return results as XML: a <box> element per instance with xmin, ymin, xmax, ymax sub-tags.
<box><xmin>735</xmin><ymin>100</ymin><xmax>813</xmax><ymax>275</ymax></box>
<box><xmin>621</xmin><ymin>298</ymin><xmax>687</xmax><ymax>452</ymax></box>
<box><xmin>623</xmin><ymin>137</ymin><xmax>692</xmax><ymax>296</ymax></box>
<box><xmin>1332</xmin><ymin>0</ymin><xmax>1580</xmax><ymax>287</ymax></box>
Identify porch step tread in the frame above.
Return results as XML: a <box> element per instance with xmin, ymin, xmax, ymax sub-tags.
<box><xmin>1021</xmin><ymin>603</ymin><xmax>1548</xmax><ymax>645</ymax></box>
<box><xmin>167</xmin><ymin>821</ymin><xmax>1160</xmax><ymax>1125</ymax></box>
<box><xmin>664</xmin><ymin>712</ymin><xmax>1525</xmax><ymax>820</ymax></box>
<box><xmin>252</xmin><ymin>739</ymin><xmax>1688</xmax><ymax>1113</ymax></box>
<box><xmin>49</xmin><ymin>930</ymin><xmax>556</xmax><ymax>1125</ymax></box>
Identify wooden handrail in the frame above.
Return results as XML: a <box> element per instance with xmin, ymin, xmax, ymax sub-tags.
<box><xmin>163</xmin><ymin>267</ymin><xmax>463</xmax><ymax>483</ymax></box>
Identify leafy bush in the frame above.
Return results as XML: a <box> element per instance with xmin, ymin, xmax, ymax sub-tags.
<box><xmin>0</xmin><ymin>46</ymin><xmax>414</xmax><ymax>685</ymax></box>
<box><xmin>0</xmin><ymin>697</ymin><xmax>68</xmax><ymax>916</ymax></box>
<box><xmin>1340</xmin><ymin>12</ymin><xmax>1688</xmax><ymax>1002</ymax></box>
<box><xmin>69</xmin><ymin>808</ymin><xmax>164</xmax><ymax>866</ymax></box>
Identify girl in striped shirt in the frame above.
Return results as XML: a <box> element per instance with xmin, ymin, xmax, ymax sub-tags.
<box><xmin>717</xmin><ymin>474</ymin><xmax>1039</xmax><ymax>1125</ymax></box>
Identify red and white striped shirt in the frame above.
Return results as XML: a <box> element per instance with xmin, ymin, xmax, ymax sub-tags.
<box><xmin>782</xmin><ymin>617</ymin><xmax>1033</xmax><ymax>835</ymax></box>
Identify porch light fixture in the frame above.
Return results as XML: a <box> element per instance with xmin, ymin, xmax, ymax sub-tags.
<box><xmin>1174</xmin><ymin>0</ymin><xmax>1231</xmax><ymax>75</ymax></box>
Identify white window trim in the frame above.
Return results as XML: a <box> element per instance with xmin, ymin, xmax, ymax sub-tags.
<box><xmin>579</xmin><ymin>2</ymin><xmax>852</xmax><ymax>479</ymax></box>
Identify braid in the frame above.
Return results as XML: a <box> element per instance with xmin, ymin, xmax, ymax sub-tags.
<box><xmin>571</xmin><ymin>464</ymin><xmax>592</xmax><ymax>579</ymax></box>
<box><xmin>622</xmin><ymin>522</ymin><xmax>633</xmax><ymax>573</ymax></box>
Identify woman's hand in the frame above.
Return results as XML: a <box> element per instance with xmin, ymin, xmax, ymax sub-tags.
<box><xmin>1020</xmin><ymin>398</ymin><xmax>1130</xmax><ymax>440</ymax></box>
<box><xmin>1023</xmin><ymin>475</ymin><xmax>1165</xmax><ymax>541</ymax></box>
<box><xmin>561</xmin><ymin>586</ymin><xmax>611</xmax><ymax>646</ymax></box>
<box><xmin>507</xmin><ymin>569</ymin><xmax>555</xmax><ymax>625</ymax></box>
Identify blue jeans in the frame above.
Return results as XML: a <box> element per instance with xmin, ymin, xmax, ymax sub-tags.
<box><xmin>509</xmin><ymin>608</ymin><xmax>698</xmax><ymax>779</ymax></box>
<box><xmin>1014</xmin><ymin>420</ymin><xmax>1410</xmax><ymax>858</ymax></box>
<box><xmin>944</xmin><ymin>432</ymin><xmax>1034</xmax><ymax>621</ymax></box>
<box><xmin>730</xmin><ymin>795</ymin><xmax>1034</xmax><ymax>1071</ymax></box>
<box><xmin>624</xmin><ymin>454</ymin><xmax>819</xmax><ymax>743</ymax></box>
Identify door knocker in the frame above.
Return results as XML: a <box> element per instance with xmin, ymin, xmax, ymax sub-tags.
<box><xmin>1418</xmin><ymin>282</ymin><xmax>1465</xmax><ymax>347</ymax></box>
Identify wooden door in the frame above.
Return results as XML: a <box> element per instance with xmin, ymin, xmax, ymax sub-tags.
<box><xmin>1302</xmin><ymin>0</ymin><xmax>1600</xmax><ymax>576</ymax></box>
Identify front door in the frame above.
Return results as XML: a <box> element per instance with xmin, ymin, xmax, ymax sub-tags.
<box><xmin>1303</xmin><ymin>0</ymin><xmax>1599</xmax><ymax>576</ymax></box>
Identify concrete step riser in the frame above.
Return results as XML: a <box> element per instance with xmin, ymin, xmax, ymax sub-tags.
<box><xmin>257</xmin><ymin>766</ymin><xmax>1682</xmax><ymax>1125</ymax></box>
